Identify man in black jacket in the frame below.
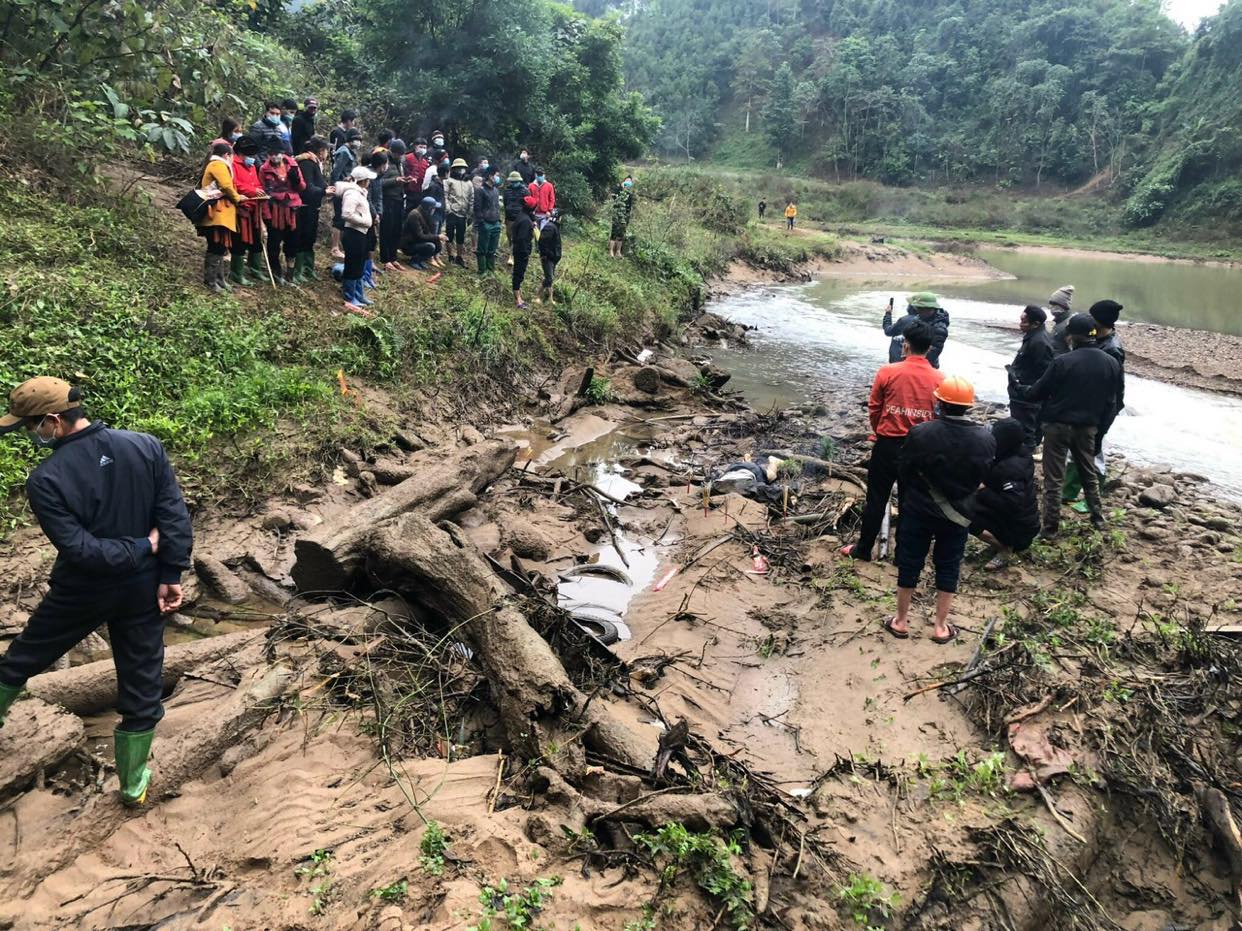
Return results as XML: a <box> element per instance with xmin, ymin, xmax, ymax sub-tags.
<box><xmin>511</xmin><ymin>148</ymin><xmax>536</xmax><ymax>186</ymax></box>
<box><xmin>883</xmin><ymin>292</ymin><xmax>950</xmax><ymax>368</ymax></box>
<box><xmin>1048</xmin><ymin>285</ymin><xmax>1075</xmax><ymax>355</ymax></box>
<box><xmin>502</xmin><ymin>171</ymin><xmax>531</xmax><ymax>266</ymax></box>
<box><xmin>1065</xmin><ymin>299</ymin><xmax>1128</xmax><ymax>511</ymax></box>
<box><xmin>250</xmin><ymin>101</ymin><xmax>289</xmax><ymax>160</ymax></box>
<box><xmin>536</xmin><ymin>210</ymin><xmax>562</xmax><ymax>304</ymax></box>
<box><xmin>290</xmin><ymin>97</ymin><xmax>318</xmax><ymax>155</ymax></box>
<box><xmin>1007</xmin><ymin>304</ymin><xmax>1055</xmax><ymax>450</ymax></box>
<box><xmin>889</xmin><ymin>376</ymin><xmax>995</xmax><ymax>644</ymax></box>
<box><xmin>0</xmin><ymin>378</ymin><xmax>192</xmax><ymax>807</ymax></box>
<box><xmin>1012</xmin><ymin>313</ymin><xmax>1121</xmax><ymax>536</ymax></box>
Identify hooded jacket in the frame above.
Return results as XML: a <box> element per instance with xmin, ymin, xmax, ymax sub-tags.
<box><xmin>1050</xmin><ymin>309</ymin><xmax>1073</xmax><ymax>355</ymax></box>
<box><xmin>338</xmin><ymin>180</ymin><xmax>373</xmax><ymax>233</ymax></box>
<box><xmin>884</xmin><ymin>309</ymin><xmax>950</xmax><ymax>368</ymax></box>
<box><xmin>400</xmin><ymin>206</ymin><xmax>439</xmax><ymax>254</ymax></box>
<box><xmin>331</xmin><ymin>144</ymin><xmax>358</xmax><ymax>185</ymax></box>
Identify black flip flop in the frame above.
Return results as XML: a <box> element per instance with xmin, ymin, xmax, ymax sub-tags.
<box><xmin>883</xmin><ymin>617</ymin><xmax>909</xmax><ymax>640</ymax></box>
<box><xmin>931</xmin><ymin>624</ymin><xmax>959</xmax><ymax>645</ymax></box>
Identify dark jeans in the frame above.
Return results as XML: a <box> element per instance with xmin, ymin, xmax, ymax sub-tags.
<box><xmin>895</xmin><ymin>505</ymin><xmax>969</xmax><ymax>594</ymax></box>
<box><xmin>0</xmin><ymin>576</ymin><xmax>166</xmax><ymax>731</ymax></box>
<box><xmin>1008</xmin><ymin>397</ymin><xmax>1043</xmax><ymax>450</ymax></box>
<box><xmin>1042</xmin><ymin>422</ymin><xmax>1101</xmax><ymax>528</ymax></box>
<box><xmin>540</xmin><ymin>258</ymin><xmax>557</xmax><ymax>290</ymax></box>
<box><xmin>853</xmin><ymin>435</ymin><xmax>904</xmax><ymax>559</ymax></box>
<box><xmin>266</xmin><ymin>227</ymin><xmax>297</xmax><ymax>272</ymax></box>
<box><xmin>786</xmin><ymin>217</ymin><xmax>795</xmax><ymax>230</ymax></box>
<box><xmin>513</xmin><ymin>248</ymin><xmax>531</xmax><ymax>292</ymax></box>
<box><xmin>445</xmin><ymin>214</ymin><xmax>468</xmax><ymax>245</ymax></box>
<box><xmin>379</xmin><ymin>206</ymin><xmax>403</xmax><ymax>263</ymax></box>
<box><xmin>402</xmin><ymin>241</ymin><xmax>437</xmax><ymax>263</ymax></box>
<box><xmin>342</xmin><ymin>227</ymin><xmax>368</xmax><ymax>279</ymax></box>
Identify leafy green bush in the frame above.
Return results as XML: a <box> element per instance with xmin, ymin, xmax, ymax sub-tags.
<box><xmin>636</xmin><ymin>823</ymin><xmax>754</xmax><ymax>930</ymax></box>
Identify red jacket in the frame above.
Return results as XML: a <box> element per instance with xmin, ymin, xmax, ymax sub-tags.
<box><xmin>403</xmin><ymin>154</ymin><xmax>430</xmax><ymax>194</ymax></box>
<box><xmin>232</xmin><ymin>156</ymin><xmax>263</xmax><ymax>198</ymax></box>
<box><xmin>868</xmin><ymin>355</ymin><xmax>945</xmax><ymax>439</ymax></box>
<box><xmin>528</xmin><ymin>179</ymin><xmax>555</xmax><ymax>214</ymax></box>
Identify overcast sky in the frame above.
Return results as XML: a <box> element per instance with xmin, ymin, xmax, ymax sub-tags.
<box><xmin>1165</xmin><ymin>0</ymin><xmax>1225</xmax><ymax>28</ymax></box>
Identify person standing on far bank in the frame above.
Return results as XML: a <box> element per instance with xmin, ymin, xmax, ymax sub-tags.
<box><xmin>784</xmin><ymin>200</ymin><xmax>797</xmax><ymax>231</ymax></box>
<box><xmin>1011</xmin><ymin>313</ymin><xmax>1121</xmax><ymax>536</ymax></box>
<box><xmin>0</xmin><ymin>378</ymin><xmax>192</xmax><ymax>807</ymax></box>
<box><xmin>608</xmin><ymin>176</ymin><xmax>634</xmax><ymax>258</ymax></box>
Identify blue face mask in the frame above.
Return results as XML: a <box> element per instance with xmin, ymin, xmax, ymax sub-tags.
<box><xmin>536</xmin><ymin>175</ymin><xmax>545</xmax><ymax>183</ymax></box>
<box><xmin>243</xmin><ymin>156</ymin><xmax>256</xmax><ymax>167</ymax></box>
<box><xmin>622</xmin><ymin>180</ymin><xmax>633</xmax><ymax>189</ymax></box>
<box><xmin>230</xmin><ymin>131</ymin><xmax>242</xmax><ymax>142</ymax></box>
<box><xmin>265</xmin><ymin>114</ymin><xmax>281</xmax><ymax>126</ymax></box>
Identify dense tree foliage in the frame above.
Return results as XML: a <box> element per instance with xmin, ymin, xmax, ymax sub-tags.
<box><xmin>599</xmin><ymin>0</ymin><xmax>1191</xmax><ymax>190</ymax></box>
<box><xmin>279</xmin><ymin>0</ymin><xmax>657</xmax><ymax>212</ymax></box>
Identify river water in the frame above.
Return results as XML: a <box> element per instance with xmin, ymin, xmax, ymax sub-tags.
<box><xmin>709</xmin><ymin>263</ymin><xmax>1242</xmax><ymax>500</ymax></box>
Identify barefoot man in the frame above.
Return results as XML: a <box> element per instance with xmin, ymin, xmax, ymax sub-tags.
<box><xmin>0</xmin><ymin>377</ymin><xmax>192</xmax><ymax>806</ymax></box>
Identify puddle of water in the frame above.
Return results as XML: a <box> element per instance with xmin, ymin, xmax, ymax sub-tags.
<box><xmin>710</xmin><ymin>282</ymin><xmax>1242</xmax><ymax>500</ymax></box>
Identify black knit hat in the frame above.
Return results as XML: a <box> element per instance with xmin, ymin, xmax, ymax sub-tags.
<box><xmin>1089</xmin><ymin>300</ymin><xmax>1123</xmax><ymax>327</ymax></box>
<box><xmin>1066</xmin><ymin>313</ymin><xmax>1097</xmax><ymax>337</ymax></box>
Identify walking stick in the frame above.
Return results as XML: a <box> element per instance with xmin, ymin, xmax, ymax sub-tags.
<box><xmin>257</xmin><ymin>215</ymin><xmax>278</xmax><ymax>289</ymax></box>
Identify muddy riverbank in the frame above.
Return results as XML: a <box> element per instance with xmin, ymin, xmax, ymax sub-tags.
<box><xmin>1</xmin><ymin>307</ymin><xmax>1241</xmax><ymax>929</ymax></box>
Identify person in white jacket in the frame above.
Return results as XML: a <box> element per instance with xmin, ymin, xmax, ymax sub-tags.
<box><xmin>339</xmin><ymin>166</ymin><xmax>376</xmax><ymax>309</ymax></box>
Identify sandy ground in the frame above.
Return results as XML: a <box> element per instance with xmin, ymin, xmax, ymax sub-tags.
<box><xmin>999</xmin><ymin>243</ymin><xmax>1241</xmax><ymax>269</ymax></box>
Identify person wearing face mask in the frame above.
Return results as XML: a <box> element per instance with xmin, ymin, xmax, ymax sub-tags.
<box><xmin>291</xmin><ymin>97</ymin><xmax>318</xmax><ymax>155</ymax></box>
<box><xmin>511</xmin><ymin>194</ymin><xmax>537</xmax><ymax>308</ymax></box>
<box><xmin>330</xmin><ymin>128</ymin><xmax>364</xmax><ymax>259</ymax></box>
<box><xmin>608</xmin><ymin>176</ymin><xmax>635</xmax><ymax>258</ymax></box>
<box><xmin>338</xmin><ymin>165</ymin><xmax>376</xmax><ymax>309</ymax></box>
<box><xmin>472</xmin><ymin>157</ymin><xmax>492</xmax><ymax>180</ymax></box>
<box><xmin>511</xmin><ymin>147</ymin><xmax>536</xmax><ymax>186</ymax></box>
<box><xmin>230</xmin><ymin>136</ymin><xmax>268</xmax><ymax>285</ymax></box>
<box><xmin>536</xmin><ymin>209</ymin><xmax>562</xmax><ymax>305</ymax></box>
<box><xmin>502</xmin><ymin>171</ymin><xmax>531</xmax><ymax>266</ymax></box>
<box><xmin>444</xmin><ymin>158</ymin><xmax>476</xmax><ymax>268</ymax></box>
<box><xmin>473</xmin><ymin>169</ymin><xmax>503</xmax><ymax>275</ymax></box>
<box><xmin>221</xmin><ymin>117</ymin><xmax>243</xmax><ymax>146</ymax></box>
<box><xmin>292</xmin><ymin>137</ymin><xmax>334</xmax><ymax>282</ymax></box>
<box><xmin>250</xmin><ymin>101</ymin><xmax>290</xmax><ymax>160</ymax></box>
<box><xmin>403</xmin><ymin>138</ymin><xmax>431</xmax><ymax>214</ymax></box>
<box><xmin>528</xmin><ymin>168</ymin><xmax>556</xmax><ymax>222</ymax></box>
<box><xmin>425</xmin><ymin>164</ymin><xmax>448</xmax><ymax>236</ymax></box>
<box><xmin>195</xmin><ymin>139</ymin><xmax>245</xmax><ymax>294</ymax></box>
<box><xmin>260</xmin><ymin>149</ymin><xmax>306</xmax><ymax>285</ymax></box>
<box><xmin>364</xmin><ymin>151</ymin><xmax>389</xmax><ymax>288</ymax></box>
<box><xmin>0</xmin><ymin>377</ymin><xmax>193</xmax><ymax>808</ymax></box>
<box><xmin>429</xmin><ymin>130</ymin><xmax>447</xmax><ymax>162</ymax></box>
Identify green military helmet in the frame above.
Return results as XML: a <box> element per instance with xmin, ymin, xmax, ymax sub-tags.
<box><xmin>908</xmin><ymin>292</ymin><xmax>942</xmax><ymax>311</ymax></box>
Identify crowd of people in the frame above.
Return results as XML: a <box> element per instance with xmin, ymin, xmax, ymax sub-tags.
<box><xmin>840</xmin><ymin>287</ymin><xmax>1125</xmax><ymax>643</ymax></box>
<box><xmin>193</xmin><ymin>99</ymin><xmax>639</xmax><ymax>311</ymax></box>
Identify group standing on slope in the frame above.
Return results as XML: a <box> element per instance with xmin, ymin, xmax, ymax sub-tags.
<box><xmin>193</xmin><ymin>98</ymin><xmax>639</xmax><ymax>312</ymax></box>
<box><xmin>839</xmin><ymin>286</ymin><xmax>1125</xmax><ymax>644</ymax></box>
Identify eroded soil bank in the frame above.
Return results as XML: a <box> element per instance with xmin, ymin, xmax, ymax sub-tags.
<box><xmin>1</xmin><ymin>269</ymin><xmax>1241</xmax><ymax>931</ymax></box>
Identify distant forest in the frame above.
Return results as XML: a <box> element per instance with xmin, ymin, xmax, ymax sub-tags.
<box><xmin>576</xmin><ymin>0</ymin><xmax>1242</xmax><ymax>227</ymax></box>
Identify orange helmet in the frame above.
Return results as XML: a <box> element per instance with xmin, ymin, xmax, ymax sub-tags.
<box><xmin>934</xmin><ymin>375</ymin><xmax>975</xmax><ymax>407</ymax></box>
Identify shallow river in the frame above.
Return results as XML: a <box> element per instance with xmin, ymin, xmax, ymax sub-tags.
<box><xmin>710</xmin><ymin>265</ymin><xmax>1242</xmax><ymax>500</ymax></box>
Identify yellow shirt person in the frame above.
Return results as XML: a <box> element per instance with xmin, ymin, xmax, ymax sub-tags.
<box><xmin>784</xmin><ymin>202</ymin><xmax>797</xmax><ymax>231</ymax></box>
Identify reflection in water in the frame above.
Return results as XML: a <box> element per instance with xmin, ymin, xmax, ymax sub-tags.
<box><xmin>972</xmin><ymin>249</ymin><xmax>1242</xmax><ymax>336</ymax></box>
<box><xmin>710</xmin><ymin>282</ymin><xmax>1242</xmax><ymax>500</ymax></box>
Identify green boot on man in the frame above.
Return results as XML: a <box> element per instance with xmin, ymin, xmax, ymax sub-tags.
<box><xmin>247</xmin><ymin>251</ymin><xmax>267</xmax><ymax>284</ymax></box>
<box><xmin>229</xmin><ymin>254</ymin><xmax>253</xmax><ymax>287</ymax></box>
<box><xmin>0</xmin><ymin>682</ymin><xmax>21</xmax><ymax>727</ymax></box>
<box><xmin>115</xmin><ymin>728</ymin><xmax>155</xmax><ymax>807</ymax></box>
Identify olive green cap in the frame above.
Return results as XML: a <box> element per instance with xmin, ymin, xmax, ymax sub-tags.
<box><xmin>909</xmin><ymin>292</ymin><xmax>941</xmax><ymax>310</ymax></box>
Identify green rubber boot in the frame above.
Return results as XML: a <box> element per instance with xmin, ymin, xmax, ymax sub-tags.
<box><xmin>0</xmin><ymin>683</ymin><xmax>22</xmax><ymax>728</ymax></box>
<box><xmin>247</xmin><ymin>251</ymin><xmax>267</xmax><ymax>284</ymax></box>
<box><xmin>292</xmin><ymin>252</ymin><xmax>310</xmax><ymax>283</ymax></box>
<box><xmin>229</xmin><ymin>254</ymin><xmax>251</xmax><ymax>287</ymax></box>
<box><xmin>1062</xmin><ymin>461</ymin><xmax>1083</xmax><ymax>504</ymax></box>
<box><xmin>114</xmin><ymin>728</ymin><xmax>155</xmax><ymax>807</ymax></box>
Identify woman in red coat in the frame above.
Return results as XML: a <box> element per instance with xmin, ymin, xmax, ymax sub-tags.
<box><xmin>259</xmin><ymin>150</ymin><xmax>305</xmax><ymax>284</ymax></box>
<box><xmin>230</xmin><ymin>136</ymin><xmax>267</xmax><ymax>286</ymax></box>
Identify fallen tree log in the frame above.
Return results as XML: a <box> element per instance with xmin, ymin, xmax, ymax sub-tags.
<box><xmin>0</xmin><ymin>697</ymin><xmax>85</xmax><ymax>798</ymax></box>
<box><xmin>366</xmin><ymin>512</ymin><xmax>654</xmax><ymax>775</ymax></box>
<box><xmin>291</xmin><ymin>440</ymin><xmax>516</xmax><ymax>593</ymax></box>
<box><xmin>25</xmin><ymin>630</ymin><xmax>261</xmax><ymax>715</ymax></box>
